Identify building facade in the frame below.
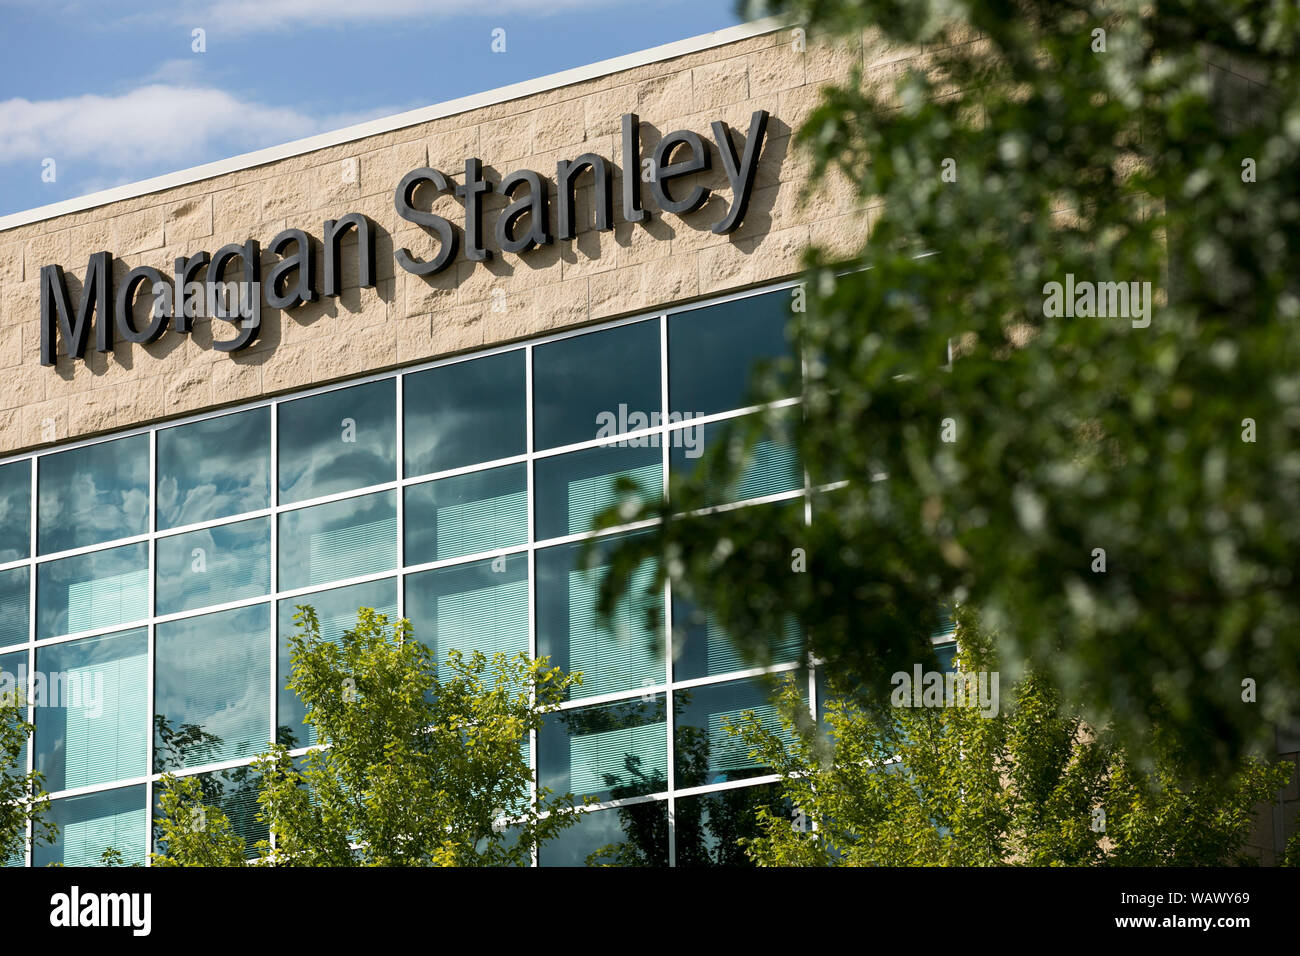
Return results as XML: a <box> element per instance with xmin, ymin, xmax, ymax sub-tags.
<box><xmin>0</xmin><ymin>19</ymin><xmax>908</xmax><ymax>866</ymax></box>
<box><xmin>2</xmin><ymin>16</ymin><xmax>1295</xmax><ymax>869</ymax></box>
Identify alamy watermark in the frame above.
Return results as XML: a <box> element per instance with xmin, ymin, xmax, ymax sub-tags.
<box><xmin>149</xmin><ymin>279</ymin><xmax>261</xmax><ymax>327</ymax></box>
<box><xmin>1042</xmin><ymin>274</ymin><xmax>1152</xmax><ymax>328</ymax></box>
<box><xmin>890</xmin><ymin>663</ymin><xmax>1000</xmax><ymax>717</ymax></box>
<box><xmin>0</xmin><ymin>667</ymin><xmax>105</xmax><ymax>719</ymax></box>
<box><xmin>595</xmin><ymin>404</ymin><xmax>704</xmax><ymax>458</ymax></box>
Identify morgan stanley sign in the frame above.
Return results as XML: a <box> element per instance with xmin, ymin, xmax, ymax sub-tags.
<box><xmin>37</xmin><ymin>111</ymin><xmax>771</xmax><ymax>367</ymax></box>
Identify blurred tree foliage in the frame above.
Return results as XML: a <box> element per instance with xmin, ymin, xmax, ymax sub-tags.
<box><xmin>596</xmin><ymin>0</ymin><xmax>1300</xmax><ymax>773</ymax></box>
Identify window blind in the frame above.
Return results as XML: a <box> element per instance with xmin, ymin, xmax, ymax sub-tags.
<box><xmin>569</xmin><ymin>720</ymin><xmax>666</xmax><ymax>797</ymax></box>
<box><xmin>565</xmin><ymin>462</ymin><xmax>660</xmax><ymax>536</ymax></box>
<box><xmin>435</xmin><ymin>488</ymin><xmax>527</xmax><ymax>559</ymax></box>
<box><xmin>434</xmin><ymin>577</ymin><xmax>528</xmax><ymax>679</ymax></box>
<box><xmin>707</xmin><ymin>702</ymin><xmax>785</xmax><ymax>775</ymax></box>
<box><xmin>61</xmin><ymin>798</ymin><xmax>145</xmax><ymax>866</ymax></box>
<box><xmin>307</xmin><ymin>515</ymin><xmax>396</xmax><ymax>586</ymax></box>
<box><xmin>567</xmin><ymin>557</ymin><xmax>661</xmax><ymax>698</ymax></box>
<box><xmin>706</xmin><ymin>614</ymin><xmax>802</xmax><ymax>675</ymax></box>
<box><xmin>67</xmin><ymin>569</ymin><xmax>148</xmax><ymax>634</ymax></box>
<box><xmin>61</xmin><ymin>643</ymin><xmax>148</xmax><ymax>789</ymax></box>
<box><xmin>734</xmin><ymin>435</ymin><xmax>801</xmax><ymax>501</ymax></box>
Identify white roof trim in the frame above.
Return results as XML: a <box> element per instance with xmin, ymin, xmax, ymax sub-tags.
<box><xmin>0</xmin><ymin>16</ymin><xmax>785</xmax><ymax>234</ymax></box>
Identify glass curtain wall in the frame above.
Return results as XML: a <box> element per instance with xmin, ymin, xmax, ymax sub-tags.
<box><xmin>0</xmin><ymin>283</ymin><xmax>950</xmax><ymax>867</ymax></box>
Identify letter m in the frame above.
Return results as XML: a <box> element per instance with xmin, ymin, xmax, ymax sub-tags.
<box><xmin>1096</xmin><ymin>281</ymin><xmax>1128</xmax><ymax>318</ymax></box>
<box><xmin>40</xmin><ymin>252</ymin><xmax>114</xmax><ymax>366</ymax></box>
<box><xmin>101</xmin><ymin>893</ymin><xmax>129</xmax><ymax>926</ymax></box>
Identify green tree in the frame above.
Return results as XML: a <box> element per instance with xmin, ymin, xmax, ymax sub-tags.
<box><xmin>597</xmin><ymin>0</ymin><xmax>1300</xmax><ymax>773</ymax></box>
<box><xmin>153</xmin><ymin>606</ymin><xmax>583</xmax><ymax>866</ymax></box>
<box><xmin>0</xmin><ymin>685</ymin><xmax>56</xmax><ymax>865</ymax></box>
<box><xmin>732</xmin><ymin>609</ymin><xmax>1289</xmax><ymax>865</ymax></box>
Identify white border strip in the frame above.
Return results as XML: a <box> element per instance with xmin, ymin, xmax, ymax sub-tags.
<box><xmin>0</xmin><ymin>17</ymin><xmax>785</xmax><ymax>235</ymax></box>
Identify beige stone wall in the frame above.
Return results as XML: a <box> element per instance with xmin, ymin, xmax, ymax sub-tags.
<box><xmin>0</xmin><ymin>26</ymin><xmax>898</xmax><ymax>456</ymax></box>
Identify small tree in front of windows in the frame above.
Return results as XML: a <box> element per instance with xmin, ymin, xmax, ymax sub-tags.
<box><xmin>153</xmin><ymin>606</ymin><xmax>583</xmax><ymax>866</ymax></box>
<box><xmin>0</xmin><ymin>686</ymin><xmax>56</xmax><ymax>865</ymax></box>
<box><xmin>731</xmin><ymin>609</ymin><xmax>1292</xmax><ymax>866</ymax></box>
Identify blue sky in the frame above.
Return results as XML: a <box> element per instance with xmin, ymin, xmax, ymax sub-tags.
<box><xmin>0</xmin><ymin>0</ymin><xmax>748</xmax><ymax>218</ymax></box>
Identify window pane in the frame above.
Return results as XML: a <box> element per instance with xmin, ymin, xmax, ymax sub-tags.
<box><xmin>405</xmin><ymin>554</ymin><xmax>528</xmax><ymax>682</ymax></box>
<box><xmin>404</xmin><ymin>464</ymin><xmax>527</xmax><ymax>565</ymax></box>
<box><xmin>38</xmin><ymin>434</ymin><xmax>148</xmax><ymax>554</ymax></box>
<box><xmin>536</xmin><ymin>536</ymin><xmax>664</xmax><ymax>701</ymax></box>
<box><xmin>670</xmin><ymin>415</ymin><xmax>802</xmax><ymax>506</ymax></box>
<box><xmin>404</xmin><ymin>351</ymin><xmax>526</xmax><ymax>476</ymax></box>
<box><xmin>0</xmin><ymin>566</ymin><xmax>28</xmax><ymax>650</ymax></box>
<box><xmin>37</xmin><ymin>542</ymin><xmax>148</xmax><ymax>640</ymax></box>
<box><xmin>534</xmin><ymin>443</ymin><xmax>661</xmax><ymax>541</ymax></box>
<box><xmin>539</xmin><ymin>695</ymin><xmax>667</xmax><ymax>803</ymax></box>
<box><xmin>34</xmin><ymin>628</ymin><xmax>148</xmax><ymax>792</ymax></box>
<box><xmin>674</xmin><ymin>783</ymin><xmax>791</xmax><ymax>867</ymax></box>
<box><xmin>533</xmin><ymin>321</ymin><xmax>660</xmax><ymax>451</ymax></box>
<box><xmin>155</xmin><ymin>517</ymin><xmax>270</xmax><ymax>616</ymax></box>
<box><xmin>153</xmin><ymin>766</ymin><xmax>265</xmax><ymax>859</ymax></box>
<box><xmin>673</xmin><ymin>676</ymin><xmax>802</xmax><ymax>789</ymax></box>
<box><xmin>672</xmin><ymin>597</ymin><xmax>803</xmax><ymax>681</ymax></box>
<box><xmin>277</xmin><ymin>490</ymin><xmax>396</xmax><ymax>592</ymax></box>
<box><xmin>539</xmin><ymin>803</ymin><xmax>668</xmax><ymax>867</ymax></box>
<box><xmin>157</xmin><ymin>407</ymin><xmax>270</xmax><ymax>530</ymax></box>
<box><xmin>0</xmin><ymin>460</ymin><xmax>30</xmax><ymax>562</ymax></box>
<box><xmin>669</xmin><ymin>289</ymin><xmax>799</xmax><ymax>417</ymax></box>
<box><xmin>35</xmin><ymin>784</ymin><xmax>146</xmax><ymax>867</ymax></box>
<box><xmin>278</xmin><ymin>379</ymin><xmax>396</xmax><ymax>504</ymax></box>
<box><xmin>155</xmin><ymin>603</ymin><xmax>270</xmax><ymax>772</ymax></box>
<box><xmin>276</xmin><ymin>577</ymin><xmax>397</xmax><ymax>749</ymax></box>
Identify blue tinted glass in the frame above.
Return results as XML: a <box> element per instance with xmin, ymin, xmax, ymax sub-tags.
<box><xmin>0</xmin><ymin>566</ymin><xmax>28</xmax><ymax>650</ymax></box>
<box><xmin>37</xmin><ymin>542</ymin><xmax>148</xmax><ymax>640</ymax></box>
<box><xmin>672</xmin><ymin>596</ymin><xmax>803</xmax><ymax>681</ymax></box>
<box><xmin>535</xmin><ymin>536</ymin><xmax>664</xmax><ymax>701</ymax></box>
<box><xmin>404</xmin><ymin>464</ymin><xmax>527</xmax><ymax>565</ymax></box>
<box><xmin>277</xmin><ymin>490</ymin><xmax>396</xmax><ymax>592</ymax></box>
<box><xmin>673</xmin><ymin>676</ymin><xmax>802</xmax><ymax>788</ymax></box>
<box><xmin>533</xmin><ymin>321</ymin><xmax>661</xmax><ymax>450</ymax></box>
<box><xmin>278</xmin><ymin>380</ymin><xmax>396</xmax><ymax>504</ymax></box>
<box><xmin>534</xmin><ymin>443</ymin><xmax>661</xmax><ymax>540</ymax></box>
<box><xmin>539</xmin><ymin>695</ymin><xmax>668</xmax><ymax>803</ymax></box>
<box><xmin>539</xmin><ymin>803</ymin><xmax>668</xmax><ymax>867</ymax></box>
<box><xmin>674</xmin><ymin>783</ymin><xmax>789</xmax><ymax>867</ymax></box>
<box><xmin>154</xmin><ymin>766</ymin><xmax>265</xmax><ymax>859</ymax></box>
<box><xmin>155</xmin><ymin>603</ymin><xmax>270</xmax><ymax>772</ymax></box>
<box><xmin>276</xmin><ymin>577</ymin><xmax>398</xmax><ymax>749</ymax></box>
<box><xmin>404</xmin><ymin>351</ymin><xmax>526</xmax><ymax>476</ymax></box>
<box><xmin>670</xmin><ymin>415</ymin><xmax>802</xmax><ymax>505</ymax></box>
<box><xmin>34</xmin><ymin>628</ymin><xmax>148</xmax><ymax>792</ymax></box>
<box><xmin>404</xmin><ymin>554</ymin><xmax>528</xmax><ymax>682</ymax></box>
<box><xmin>0</xmin><ymin>460</ymin><xmax>30</xmax><ymax>562</ymax></box>
<box><xmin>38</xmin><ymin>434</ymin><xmax>149</xmax><ymax>554</ymax></box>
<box><xmin>669</xmin><ymin>289</ymin><xmax>799</xmax><ymax>417</ymax></box>
<box><xmin>35</xmin><ymin>784</ymin><xmax>146</xmax><ymax>867</ymax></box>
<box><xmin>155</xmin><ymin>517</ymin><xmax>270</xmax><ymax>616</ymax></box>
<box><xmin>156</xmin><ymin>407</ymin><xmax>270</xmax><ymax>530</ymax></box>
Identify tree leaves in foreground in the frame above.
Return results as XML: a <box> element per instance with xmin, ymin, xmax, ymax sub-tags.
<box><xmin>153</xmin><ymin>607</ymin><xmax>581</xmax><ymax>866</ymax></box>
<box><xmin>0</xmin><ymin>685</ymin><xmax>55</xmax><ymax>865</ymax></box>
<box><xmin>732</xmin><ymin>609</ymin><xmax>1291</xmax><ymax>865</ymax></box>
<box><xmin>597</xmin><ymin>0</ymin><xmax>1300</xmax><ymax>773</ymax></box>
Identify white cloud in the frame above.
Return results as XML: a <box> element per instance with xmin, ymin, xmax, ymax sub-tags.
<box><xmin>192</xmin><ymin>0</ymin><xmax>622</xmax><ymax>33</ymax></box>
<box><xmin>0</xmin><ymin>84</ymin><xmax>334</xmax><ymax>168</ymax></box>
